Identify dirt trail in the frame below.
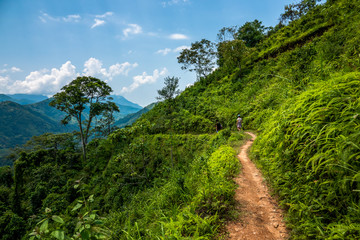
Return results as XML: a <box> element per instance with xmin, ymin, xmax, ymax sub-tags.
<box><xmin>226</xmin><ymin>132</ymin><xmax>289</xmax><ymax>240</ymax></box>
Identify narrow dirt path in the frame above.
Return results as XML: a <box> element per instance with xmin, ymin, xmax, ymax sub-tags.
<box><xmin>226</xmin><ymin>132</ymin><xmax>289</xmax><ymax>240</ymax></box>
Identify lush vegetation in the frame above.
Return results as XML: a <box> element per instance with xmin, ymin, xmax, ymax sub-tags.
<box><xmin>2</xmin><ymin>0</ymin><xmax>360</xmax><ymax>239</ymax></box>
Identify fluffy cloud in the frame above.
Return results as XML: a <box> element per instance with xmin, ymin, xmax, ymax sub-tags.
<box><xmin>39</xmin><ymin>12</ymin><xmax>81</xmax><ymax>23</ymax></box>
<box><xmin>91</xmin><ymin>12</ymin><xmax>113</xmax><ymax>29</ymax></box>
<box><xmin>174</xmin><ymin>45</ymin><xmax>190</xmax><ymax>52</ymax></box>
<box><xmin>0</xmin><ymin>58</ymin><xmax>140</xmax><ymax>95</ymax></box>
<box><xmin>169</xmin><ymin>33</ymin><xmax>189</xmax><ymax>40</ymax></box>
<box><xmin>11</xmin><ymin>67</ymin><xmax>22</xmax><ymax>72</ymax></box>
<box><xmin>156</xmin><ymin>45</ymin><xmax>190</xmax><ymax>55</ymax></box>
<box><xmin>91</xmin><ymin>19</ymin><xmax>106</xmax><ymax>28</ymax></box>
<box><xmin>63</xmin><ymin>14</ymin><xmax>81</xmax><ymax>22</ymax></box>
<box><xmin>156</xmin><ymin>48</ymin><xmax>172</xmax><ymax>56</ymax></box>
<box><xmin>121</xmin><ymin>68</ymin><xmax>168</xmax><ymax>93</ymax></box>
<box><xmin>11</xmin><ymin>61</ymin><xmax>77</xmax><ymax>94</ymax></box>
<box><xmin>123</xmin><ymin>24</ymin><xmax>142</xmax><ymax>38</ymax></box>
<box><xmin>83</xmin><ymin>58</ymin><xmax>138</xmax><ymax>80</ymax></box>
<box><xmin>0</xmin><ymin>66</ymin><xmax>22</xmax><ymax>74</ymax></box>
<box><xmin>96</xmin><ymin>12</ymin><xmax>113</xmax><ymax>18</ymax></box>
<box><xmin>0</xmin><ymin>75</ymin><xmax>10</xmax><ymax>91</ymax></box>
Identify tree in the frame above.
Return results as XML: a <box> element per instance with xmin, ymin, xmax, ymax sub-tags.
<box><xmin>157</xmin><ymin>76</ymin><xmax>181</xmax><ymax>102</ymax></box>
<box><xmin>177</xmin><ymin>39</ymin><xmax>216</xmax><ymax>80</ymax></box>
<box><xmin>94</xmin><ymin>100</ymin><xmax>119</xmax><ymax>137</ymax></box>
<box><xmin>49</xmin><ymin>76</ymin><xmax>119</xmax><ymax>161</ymax></box>
<box><xmin>236</xmin><ymin>20</ymin><xmax>265</xmax><ymax>47</ymax></box>
<box><xmin>280</xmin><ymin>0</ymin><xmax>321</xmax><ymax>25</ymax></box>
<box><xmin>217</xmin><ymin>26</ymin><xmax>238</xmax><ymax>42</ymax></box>
<box><xmin>156</xmin><ymin>76</ymin><xmax>181</xmax><ymax>168</ymax></box>
<box><xmin>217</xmin><ymin>39</ymin><xmax>249</xmax><ymax>70</ymax></box>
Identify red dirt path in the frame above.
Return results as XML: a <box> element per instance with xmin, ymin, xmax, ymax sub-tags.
<box><xmin>226</xmin><ymin>132</ymin><xmax>289</xmax><ymax>240</ymax></box>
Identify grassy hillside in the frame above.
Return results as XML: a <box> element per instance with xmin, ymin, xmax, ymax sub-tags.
<box><xmin>2</xmin><ymin>0</ymin><xmax>360</xmax><ymax>239</ymax></box>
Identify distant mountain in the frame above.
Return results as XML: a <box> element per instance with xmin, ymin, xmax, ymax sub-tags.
<box><xmin>7</xmin><ymin>94</ymin><xmax>48</xmax><ymax>104</ymax></box>
<box><xmin>0</xmin><ymin>94</ymin><xmax>143</xmax><ymax>165</ymax></box>
<box><xmin>26</xmin><ymin>99</ymin><xmax>69</xmax><ymax>123</ymax></box>
<box><xmin>0</xmin><ymin>101</ymin><xmax>73</xmax><ymax>149</ymax></box>
<box><xmin>110</xmin><ymin>95</ymin><xmax>142</xmax><ymax>109</ymax></box>
<box><xmin>0</xmin><ymin>94</ymin><xmax>14</xmax><ymax>102</ymax></box>
<box><xmin>115</xmin><ymin>103</ymin><xmax>156</xmax><ymax>128</ymax></box>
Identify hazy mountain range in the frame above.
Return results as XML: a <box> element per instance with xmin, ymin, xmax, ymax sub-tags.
<box><xmin>0</xmin><ymin>94</ymin><xmax>150</xmax><ymax>165</ymax></box>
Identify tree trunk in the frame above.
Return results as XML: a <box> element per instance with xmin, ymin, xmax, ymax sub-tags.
<box><xmin>78</xmin><ymin>116</ymin><xmax>87</xmax><ymax>162</ymax></box>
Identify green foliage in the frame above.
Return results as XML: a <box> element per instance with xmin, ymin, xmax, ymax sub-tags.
<box><xmin>49</xmin><ymin>76</ymin><xmax>119</xmax><ymax>161</ymax></box>
<box><xmin>236</xmin><ymin>19</ymin><xmax>266</xmax><ymax>47</ymax></box>
<box><xmin>0</xmin><ymin>166</ymin><xmax>13</xmax><ymax>187</ymax></box>
<box><xmin>177</xmin><ymin>39</ymin><xmax>216</xmax><ymax>80</ymax></box>
<box><xmin>217</xmin><ymin>39</ymin><xmax>250</xmax><ymax>70</ymax></box>
<box><xmin>4</xmin><ymin>1</ymin><xmax>360</xmax><ymax>239</ymax></box>
<box><xmin>251</xmin><ymin>73</ymin><xmax>360</xmax><ymax>238</ymax></box>
<box><xmin>157</xmin><ymin>76</ymin><xmax>181</xmax><ymax>102</ymax></box>
<box><xmin>29</xmin><ymin>197</ymin><xmax>111</xmax><ymax>240</ymax></box>
<box><xmin>0</xmin><ymin>211</ymin><xmax>26</xmax><ymax>240</ymax></box>
<box><xmin>280</xmin><ymin>0</ymin><xmax>321</xmax><ymax>25</ymax></box>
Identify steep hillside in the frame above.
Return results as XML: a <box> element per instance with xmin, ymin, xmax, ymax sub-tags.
<box><xmin>2</xmin><ymin>0</ymin><xmax>360</xmax><ymax>239</ymax></box>
<box><xmin>115</xmin><ymin>103</ymin><xmax>155</xmax><ymax>128</ymax></box>
<box><xmin>135</xmin><ymin>0</ymin><xmax>360</xmax><ymax>238</ymax></box>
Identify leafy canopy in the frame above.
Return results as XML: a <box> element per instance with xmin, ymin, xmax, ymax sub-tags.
<box><xmin>236</xmin><ymin>19</ymin><xmax>265</xmax><ymax>47</ymax></box>
<box><xmin>157</xmin><ymin>76</ymin><xmax>181</xmax><ymax>102</ymax></box>
<box><xmin>177</xmin><ymin>39</ymin><xmax>216</xmax><ymax>80</ymax></box>
<box><xmin>49</xmin><ymin>76</ymin><xmax>119</xmax><ymax>160</ymax></box>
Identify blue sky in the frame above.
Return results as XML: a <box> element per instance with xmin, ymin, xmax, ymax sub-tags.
<box><xmin>0</xmin><ymin>0</ymin><xmax>292</xmax><ymax>106</ymax></box>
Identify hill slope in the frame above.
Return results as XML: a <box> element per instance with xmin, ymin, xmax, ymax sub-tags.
<box><xmin>2</xmin><ymin>0</ymin><xmax>360</xmax><ymax>239</ymax></box>
<box><xmin>0</xmin><ymin>101</ymin><xmax>70</xmax><ymax>149</ymax></box>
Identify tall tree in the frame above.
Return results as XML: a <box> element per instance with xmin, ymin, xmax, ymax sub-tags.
<box><xmin>156</xmin><ymin>76</ymin><xmax>181</xmax><ymax>168</ymax></box>
<box><xmin>156</xmin><ymin>76</ymin><xmax>181</xmax><ymax>102</ymax></box>
<box><xmin>217</xmin><ymin>39</ymin><xmax>249</xmax><ymax>70</ymax></box>
<box><xmin>217</xmin><ymin>26</ymin><xmax>238</xmax><ymax>42</ymax></box>
<box><xmin>177</xmin><ymin>39</ymin><xmax>216</xmax><ymax>80</ymax></box>
<box><xmin>49</xmin><ymin>76</ymin><xmax>119</xmax><ymax>161</ymax></box>
<box><xmin>94</xmin><ymin>100</ymin><xmax>119</xmax><ymax>137</ymax></box>
<box><xmin>236</xmin><ymin>20</ymin><xmax>265</xmax><ymax>47</ymax></box>
<box><xmin>280</xmin><ymin>0</ymin><xmax>321</xmax><ymax>25</ymax></box>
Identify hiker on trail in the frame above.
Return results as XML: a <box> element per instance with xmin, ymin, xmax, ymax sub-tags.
<box><xmin>216</xmin><ymin>121</ymin><xmax>222</xmax><ymax>133</ymax></box>
<box><xmin>236</xmin><ymin>114</ymin><xmax>243</xmax><ymax>131</ymax></box>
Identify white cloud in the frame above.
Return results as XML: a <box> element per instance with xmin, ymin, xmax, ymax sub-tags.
<box><xmin>0</xmin><ymin>75</ymin><xmax>10</xmax><ymax>92</ymax></box>
<box><xmin>83</xmin><ymin>57</ymin><xmax>138</xmax><ymax>80</ymax></box>
<box><xmin>169</xmin><ymin>33</ymin><xmax>188</xmax><ymax>40</ymax></box>
<box><xmin>121</xmin><ymin>68</ymin><xmax>168</xmax><ymax>93</ymax></box>
<box><xmin>0</xmin><ymin>58</ymin><xmax>139</xmax><ymax>95</ymax></box>
<box><xmin>0</xmin><ymin>66</ymin><xmax>22</xmax><ymax>74</ymax></box>
<box><xmin>156</xmin><ymin>48</ymin><xmax>172</xmax><ymax>56</ymax></box>
<box><xmin>123</xmin><ymin>24</ymin><xmax>142</xmax><ymax>38</ymax></box>
<box><xmin>96</xmin><ymin>12</ymin><xmax>113</xmax><ymax>18</ymax></box>
<box><xmin>174</xmin><ymin>45</ymin><xmax>190</xmax><ymax>52</ymax></box>
<box><xmin>39</xmin><ymin>12</ymin><xmax>81</xmax><ymax>23</ymax></box>
<box><xmin>91</xmin><ymin>12</ymin><xmax>113</xmax><ymax>29</ymax></box>
<box><xmin>91</xmin><ymin>19</ymin><xmax>106</xmax><ymax>28</ymax></box>
<box><xmin>39</xmin><ymin>12</ymin><xmax>58</xmax><ymax>23</ymax></box>
<box><xmin>63</xmin><ymin>14</ymin><xmax>81</xmax><ymax>22</ymax></box>
<box><xmin>11</xmin><ymin>61</ymin><xmax>77</xmax><ymax>94</ymax></box>
<box><xmin>11</xmin><ymin>67</ymin><xmax>22</xmax><ymax>73</ymax></box>
<box><xmin>155</xmin><ymin>46</ymin><xmax>190</xmax><ymax>56</ymax></box>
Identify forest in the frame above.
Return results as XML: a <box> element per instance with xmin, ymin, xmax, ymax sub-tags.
<box><xmin>1</xmin><ymin>0</ymin><xmax>360</xmax><ymax>239</ymax></box>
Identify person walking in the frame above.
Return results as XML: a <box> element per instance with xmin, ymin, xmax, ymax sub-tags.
<box><xmin>236</xmin><ymin>114</ymin><xmax>243</xmax><ymax>131</ymax></box>
<box><xmin>216</xmin><ymin>121</ymin><xmax>222</xmax><ymax>133</ymax></box>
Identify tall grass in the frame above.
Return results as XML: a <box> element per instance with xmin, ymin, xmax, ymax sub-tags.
<box><xmin>251</xmin><ymin>72</ymin><xmax>360</xmax><ymax>238</ymax></box>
